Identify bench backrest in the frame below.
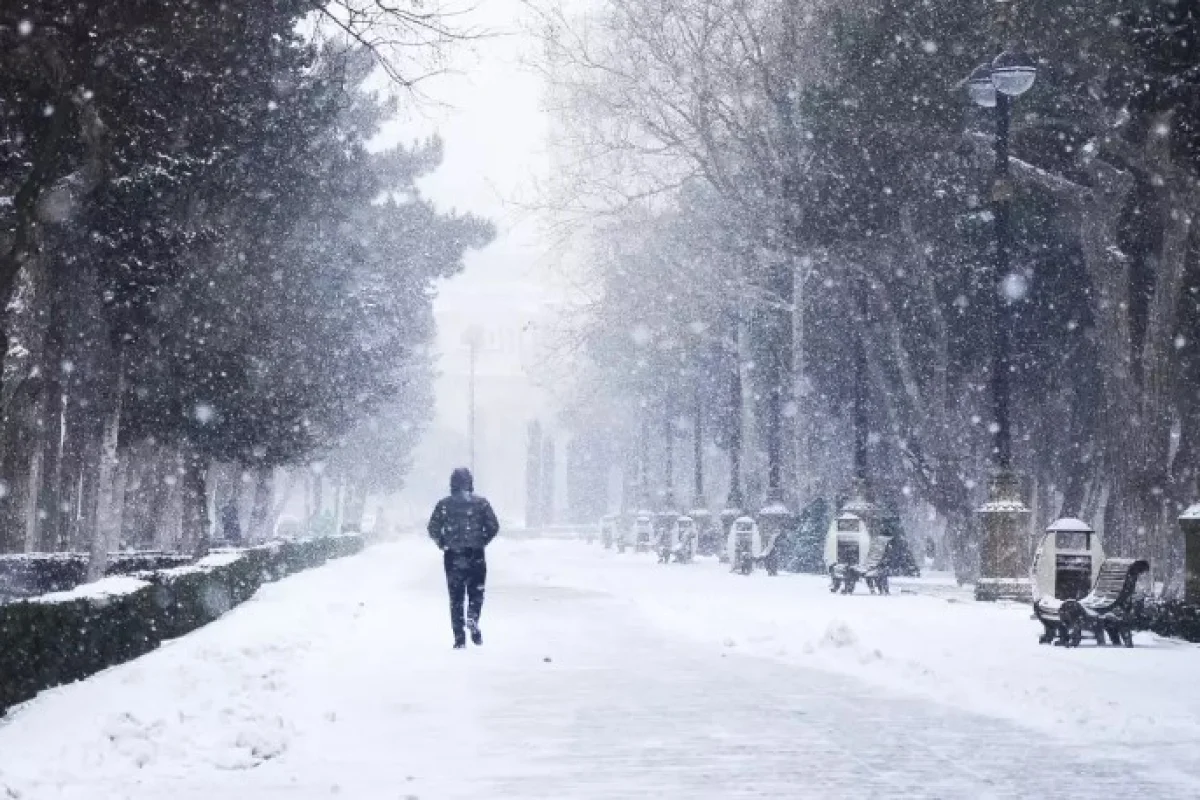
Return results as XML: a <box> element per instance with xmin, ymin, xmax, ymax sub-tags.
<box><xmin>863</xmin><ymin>536</ymin><xmax>892</xmax><ymax>569</ymax></box>
<box><xmin>1084</xmin><ymin>558</ymin><xmax>1150</xmax><ymax>611</ymax></box>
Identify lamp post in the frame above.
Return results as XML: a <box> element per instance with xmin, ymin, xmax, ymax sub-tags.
<box><xmin>720</xmin><ymin>320</ymin><xmax>745</xmax><ymax>560</ymax></box>
<box><xmin>966</xmin><ymin>47</ymin><xmax>1037</xmax><ymax>602</ymax></box>
<box><xmin>657</xmin><ymin>413</ymin><xmax>678</xmax><ymax>543</ymax></box>
<box><xmin>690</xmin><ymin>380</ymin><xmax>715</xmax><ymax>554</ymax></box>
<box><xmin>841</xmin><ymin>277</ymin><xmax>877</xmax><ymax>522</ymax></box>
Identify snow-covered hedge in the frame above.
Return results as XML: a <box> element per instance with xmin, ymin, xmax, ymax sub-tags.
<box><xmin>1136</xmin><ymin>597</ymin><xmax>1200</xmax><ymax>643</ymax></box>
<box><xmin>0</xmin><ymin>551</ymin><xmax>193</xmax><ymax>601</ymax></box>
<box><xmin>0</xmin><ymin>534</ymin><xmax>364</xmax><ymax>715</ymax></box>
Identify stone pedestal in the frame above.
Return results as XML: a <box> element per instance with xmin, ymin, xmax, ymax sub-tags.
<box><xmin>691</xmin><ymin>505</ymin><xmax>716</xmax><ymax>557</ymax></box>
<box><xmin>1180</xmin><ymin>502</ymin><xmax>1200</xmax><ymax>605</ymax></box>
<box><xmin>757</xmin><ymin>501</ymin><xmax>794</xmax><ymax>576</ymax></box>
<box><xmin>976</xmin><ymin>471</ymin><xmax>1032</xmax><ymax>602</ymax></box>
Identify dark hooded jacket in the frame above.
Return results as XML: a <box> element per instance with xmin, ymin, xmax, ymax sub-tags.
<box><xmin>427</xmin><ymin>468</ymin><xmax>500</xmax><ymax>551</ymax></box>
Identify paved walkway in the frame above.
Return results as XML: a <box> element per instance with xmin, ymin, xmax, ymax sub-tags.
<box><xmin>0</xmin><ymin>541</ymin><xmax>1196</xmax><ymax>798</ymax></box>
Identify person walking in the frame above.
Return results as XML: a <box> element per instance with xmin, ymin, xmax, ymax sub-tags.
<box><xmin>427</xmin><ymin>467</ymin><xmax>500</xmax><ymax>648</ymax></box>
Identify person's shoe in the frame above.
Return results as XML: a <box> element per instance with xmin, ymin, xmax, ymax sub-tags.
<box><xmin>468</xmin><ymin>622</ymin><xmax>482</xmax><ymax>646</ymax></box>
<box><xmin>453</xmin><ymin>633</ymin><xmax>466</xmax><ymax>649</ymax></box>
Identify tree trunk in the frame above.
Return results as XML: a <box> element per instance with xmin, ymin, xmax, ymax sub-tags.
<box><xmin>23</xmin><ymin>448</ymin><xmax>43</xmax><ymax>552</ymax></box>
<box><xmin>943</xmin><ymin>506</ymin><xmax>979</xmax><ymax>586</ymax></box>
<box><xmin>74</xmin><ymin>425</ymin><xmax>101</xmax><ymax>553</ymax></box>
<box><xmin>343</xmin><ymin>484</ymin><xmax>368</xmax><ymax>531</ymax></box>
<box><xmin>333</xmin><ymin>476</ymin><xmax>346</xmax><ymax>535</ymax></box>
<box><xmin>155</xmin><ymin>449</ymin><xmax>184</xmax><ymax>551</ymax></box>
<box><xmin>248</xmin><ymin>466</ymin><xmax>274</xmax><ymax>542</ymax></box>
<box><xmin>181</xmin><ymin>444</ymin><xmax>210</xmax><ymax>557</ymax></box>
<box><xmin>35</xmin><ymin>272</ymin><xmax>68</xmax><ymax>552</ymax></box>
<box><xmin>268</xmin><ymin>470</ymin><xmax>296</xmax><ymax>540</ymax></box>
<box><xmin>59</xmin><ymin>406</ymin><xmax>87</xmax><ymax>552</ymax></box>
<box><xmin>88</xmin><ymin>377</ymin><xmax>124</xmax><ymax>581</ymax></box>
<box><xmin>0</xmin><ymin>413</ymin><xmax>37</xmax><ymax>553</ymax></box>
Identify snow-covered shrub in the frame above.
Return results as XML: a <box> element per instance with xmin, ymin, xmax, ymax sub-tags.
<box><xmin>0</xmin><ymin>552</ymin><xmax>194</xmax><ymax>601</ymax></box>
<box><xmin>0</xmin><ymin>534</ymin><xmax>364</xmax><ymax>716</ymax></box>
<box><xmin>1136</xmin><ymin>597</ymin><xmax>1200</xmax><ymax>643</ymax></box>
<box><xmin>0</xmin><ymin>577</ymin><xmax>159</xmax><ymax>714</ymax></box>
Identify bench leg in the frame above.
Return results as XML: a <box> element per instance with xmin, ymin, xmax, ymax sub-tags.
<box><xmin>1067</xmin><ymin>624</ymin><xmax>1083</xmax><ymax>648</ymax></box>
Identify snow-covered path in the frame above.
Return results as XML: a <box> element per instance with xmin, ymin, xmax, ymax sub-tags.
<box><xmin>2</xmin><ymin>537</ymin><xmax>1199</xmax><ymax>798</ymax></box>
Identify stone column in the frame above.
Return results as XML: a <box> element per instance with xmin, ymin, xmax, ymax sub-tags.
<box><xmin>1179</xmin><ymin>500</ymin><xmax>1200</xmax><ymax>605</ymax></box>
<box><xmin>976</xmin><ymin>471</ymin><xmax>1032</xmax><ymax>602</ymax></box>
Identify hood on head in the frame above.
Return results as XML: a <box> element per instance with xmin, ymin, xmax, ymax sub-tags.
<box><xmin>450</xmin><ymin>467</ymin><xmax>474</xmax><ymax>494</ymax></box>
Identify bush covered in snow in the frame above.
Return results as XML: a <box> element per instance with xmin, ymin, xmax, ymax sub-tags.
<box><xmin>0</xmin><ymin>535</ymin><xmax>364</xmax><ymax>715</ymax></box>
<box><xmin>0</xmin><ymin>552</ymin><xmax>194</xmax><ymax>602</ymax></box>
<box><xmin>1136</xmin><ymin>597</ymin><xmax>1200</xmax><ymax>644</ymax></box>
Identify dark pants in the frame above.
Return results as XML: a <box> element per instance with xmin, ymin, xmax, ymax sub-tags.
<box><xmin>444</xmin><ymin>548</ymin><xmax>487</xmax><ymax>641</ymax></box>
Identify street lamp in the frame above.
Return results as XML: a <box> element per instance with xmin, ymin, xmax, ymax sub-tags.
<box><xmin>966</xmin><ymin>48</ymin><xmax>1037</xmax><ymax>602</ymax></box>
<box><xmin>841</xmin><ymin>276</ymin><xmax>876</xmax><ymax>521</ymax></box>
<box><xmin>719</xmin><ymin>315</ymin><xmax>746</xmax><ymax>561</ymax></box>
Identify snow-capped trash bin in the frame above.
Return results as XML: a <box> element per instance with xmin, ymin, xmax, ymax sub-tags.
<box><xmin>669</xmin><ymin>515</ymin><xmax>697</xmax><ymax>564</ymax></box>
<box><xmin>1030</xmin><ymin>517</ymin><xmax>1105</xmax><ymax>602</ymax></box>
<box><xmin>824</xmin><ymin>512</ymin><xmax>871</xmax><ymax>573</ymax></box>
<box><xmin>632</xmin><ymin>514</ymin><xmax>654</xmax><ymax>553</ymax></box>
<box><xmin>727</xmin><ymin>516</ymin><xmax>760</xmax><ymax>575</ymax></box>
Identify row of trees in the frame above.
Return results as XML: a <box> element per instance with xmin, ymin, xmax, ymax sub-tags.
<box><xmin>0</xmin><ymin>3</ymin><xmax>491</xmax><ymax>570</ymax></box>
<box><xmin>536</xmin><ymin>0</ymin><xmax>1200</xmax><ymax>583</ymax></box>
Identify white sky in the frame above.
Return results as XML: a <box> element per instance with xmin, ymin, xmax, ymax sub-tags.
<box><xmin>376</xmin><ymin>1</ymin><xmax>564</xmax><ymax>524</ymax></box>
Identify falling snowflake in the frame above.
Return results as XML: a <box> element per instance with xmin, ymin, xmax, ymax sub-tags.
<box><xmin>1000</xmin><ymin>273</ymin><xmax>1029</xmax><ymax>302</ymax></box>
<box><xmin>194</xmin><ymin>403</ymin><xmax>216</xmax><ymax>424</ymax></box>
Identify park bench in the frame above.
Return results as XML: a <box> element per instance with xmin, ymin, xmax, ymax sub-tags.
<box><xmin>828</xmin><ymin>535</ymin><xmax>892</xmax><ymax>595</ymax></box>
<box><xmin>1033</xmin><ymin>557</ymin><xmax>1150</xmax><ymax>647</ymax></box>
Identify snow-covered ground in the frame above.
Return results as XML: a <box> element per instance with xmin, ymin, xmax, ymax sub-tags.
<box><xmin>1</xmin><ymin>536</ymin><xmax>1198</xmax><ymax>798</ymax></box>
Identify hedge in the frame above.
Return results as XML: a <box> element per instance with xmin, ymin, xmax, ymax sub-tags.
<box><xmin>1134</xmin><ymin>596</ymin><xmax>1200</xmax><ymax>643</ymax></box>
<box><xmin>0</xmin><ymin>551</ymin><xmax>194</xmax><ymax>601</ymax></box>
<box><xmin>0</xmin><ymin>534</ymin><xmax>364</xmax><ymax>715</ymax></box>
